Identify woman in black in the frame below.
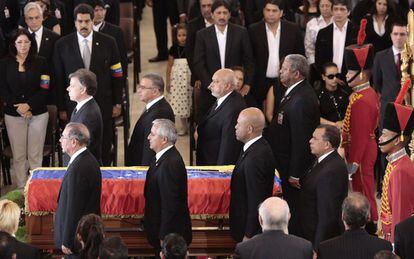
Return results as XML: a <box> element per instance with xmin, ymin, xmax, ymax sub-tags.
<box><xmin>0</xmin><ymin>28</ymin><xmax>49</xmax><ymax>188</ymax></box>
<box><xmin>317</xmin><ymin>62</ymin><xmax>349</xmax><ymax>129</ymax></box>
<box><xmin>365</xmin><ymin>0</ymin><xmax>397</xmax><ymax>54</ymax></box>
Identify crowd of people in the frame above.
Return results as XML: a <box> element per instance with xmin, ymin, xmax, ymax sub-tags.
<box><xmin>1</xmin><ymin>0</ymin><xmax>414</xmax><ymax>258</ymax></box>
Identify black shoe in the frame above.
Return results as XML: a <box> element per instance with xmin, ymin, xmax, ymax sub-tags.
<box><xmin>148</xmin><ymin>55</ymin><xmax>168</xmax><ymax>62</ymax></box>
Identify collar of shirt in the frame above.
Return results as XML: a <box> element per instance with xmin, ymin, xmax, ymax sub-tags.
<box><xmin>75</xmin><ymin>96</ymin><xmax>93</xmax><ymax>112</ymax></box>
<box><xmin>216</xmin><ymin>91</ymin><xmax>233</xmax><ymax>108</ymax></box>
<box><xmin>93</xmin><ymin>22</ymin><xmax>103</xmax><ymax>32</ymax></box>
<box><xmin>265</xmin><ymin>22</ymin><xmax>281</xmax><ymax>37</ymax></box>
<box><xmin>386</xmin><ymin>148</ymin><xmax>407</xmax><ymax>164</ymax></box>
<box><xmin>215</xmin><ymin>24</ymin><xmax>228</xmax><ymax>36</ymax></box>
<box><xmin>68</xmin><ymin>146</ymin><xmax>87</xmax><ymax>165</ymax></box>
<box><xmin>29</xmin><ymin>26</ymin><xmax>43</xmax><ymax>51</ymax></box>
<box><xmin>392</xmin><ymin>45</ymin><xmax>402</xmax><ymax>56</ymax></box>
<box><xmin>284</xmin><ymin>79</ymin><xmax>304</xmax><ymax>97</ymax></box>
<box><xmin>156</xmin><ymin>145</ymin><xmax>174</xmax><ymax>162</ymax></box>
<box><xmin>146</xmin><ymin>95</ymin><xmax>164</xmax><ymax>110</ymax></box>
<box><xmin>77</xmin><ymin>31</ymin><xmax>93</xmax><ymax>46</ymax></box>
<box><xmin>205</xmin><ymin>19</ymin><xmax>213</xmax><ymax>27</ymax></box>
<box><xmin>318</xmin><ymin>149</ymin><xmax>335</xmax><ymax>163</ymax></box>
<box><xmin>316</xmin><ymin>15</ymin><xmax>332</xmax><ymax>27</ymax></box>
<box><xmin>333</xmin><ymin>20</ymin><xmax>348</xmax><ymax>32</ymax></box>
<box><xmin>243</xmin><ymin>135</ymin><xmax>262</xmax><ymax>152</ymax></box>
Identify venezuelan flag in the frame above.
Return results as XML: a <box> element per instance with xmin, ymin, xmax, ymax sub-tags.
<box><xmin>40</xmin><ymin>75</ymin><xmax>50</xmax><ymax>89</ymax></box>
<box><xmin>110</xmin><ymin>62</ymin><xmax>123</xmax><ymax>78</ymax></box>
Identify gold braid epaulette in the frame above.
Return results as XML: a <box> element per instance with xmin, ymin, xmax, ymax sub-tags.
<box><xmin>380</xmin><ymin>163</ymin><xmax>395</xmax><ymax>226</ymax></box>
<box><xmin>342</xmin><ymin>92</ymin><xmax>363</xmax><ymax>138</ymax></box>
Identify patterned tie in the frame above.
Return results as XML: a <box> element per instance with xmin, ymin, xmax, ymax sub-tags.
<box><xmin>82</xmin><ymin>39</ymin><xmax>91</xmax><ymax>70</ymax></box>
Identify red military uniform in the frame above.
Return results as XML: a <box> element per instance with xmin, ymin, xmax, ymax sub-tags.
<box><xmin>380</xmin><ymin>151</ymin><xmax>414</xmax><ymax>242</ymax></box>
<box><xmin>342</xmin><ymin>83</ymin><xmax>380</xmax><ymax>221</ymax></box>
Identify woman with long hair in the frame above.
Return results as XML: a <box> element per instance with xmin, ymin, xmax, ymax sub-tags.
<box><xmin>0</xmin><ymin>28</ymin><xmax>49</xmax><ymax>189</ymax></box>
<box><xmin>75</xmin><ymin>214</ymin><xmax>105</xmax><ymax>259</ymax></box>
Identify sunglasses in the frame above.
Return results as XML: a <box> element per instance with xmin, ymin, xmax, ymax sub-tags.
<box><xmin>325</xmin><ymin>73</ymin><xmax>341</xmax><ymax>80</ymax></box>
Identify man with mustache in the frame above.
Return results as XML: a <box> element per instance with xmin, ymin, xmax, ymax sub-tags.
<box><xmin>54</xmin><ymin>3</ymin><xmax>123</xmax><ymax>166</ymax></box>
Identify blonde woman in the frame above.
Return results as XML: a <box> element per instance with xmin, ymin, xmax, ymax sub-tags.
<box><xmin>0</xmin><ymin>199</ymin><xmax>40</xmax><ymax>258</ymax></box>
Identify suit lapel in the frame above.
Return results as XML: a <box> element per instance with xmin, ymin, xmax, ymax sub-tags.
<box><xmin>89</xmin><ymin>32</ymin><xmax>98</xmax><ymax>71</ymax></box>
<box><xmin>386</xmin><ymin>48</ymin><xmax>398</xmax><ymax>76</ymax></box>
<box><xmin>279</xmin><ymin>21</ymin><xmax>287</xmax><ymax>57</ymax></box>
<box><xmin>258</xmin><ymin>22</ymin><xmax>269</xmax><ymax>57</ymax></box>
<box><xmin>73</xmin><ymin>34</ymin><xmax>84</xmax><ymax>68</ymax></box>
<box><xmin>205</xmin><ymin>91</ymin><xmax>235</xmax><ymax>120</ymax></box>
<box><xmin>279</xmin><ymin>81</ymin><xmax>304</xmax><ymax>108</ymax></box>
<box><xmin>224</xmin><ymin>25</ymin><xmax>233</xmax><ymax>67</ymax></box>
<box><xmin>210</xmin><ymin>27</ymin><xmax>221</xmax><ymax>65</ymax></box>
<box><xmin>39</xmin><ymin>30</ymin><xmax>48</xmax><ymax>54</ymax></box>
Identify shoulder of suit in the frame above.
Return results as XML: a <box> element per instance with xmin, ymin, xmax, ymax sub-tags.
<box><xmin>56</xmin><ymin>33</ymin><xmax>75</xmax><ymax>45</ymax></box>
<box><xmin>43</xmin><ymin>27</ymin><xmax>59</xmax><ymax>39</ymax></box>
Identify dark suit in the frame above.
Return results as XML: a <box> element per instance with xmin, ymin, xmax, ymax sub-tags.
<box><xmin>126</xmin><ymin>98</ymin><xmax>175</xmax><ymax>166</ymax></box>
<box><xmin>193</xmin><ymin>23</ymin><xmax>254</xmax><ymax>121</ymax></box>
<box><xmin>196</xmin><ymin>91</ymin><xmax>246</xmax><ymax>165</ymax></box>
<box><xmin>98</xmin><ymin>21</ymin><xmax>128</xmax><ymax>77</ymax></box>
<box><xmin>395</xmin><ymin>216</ymin><xmax>414</xmax><ymax>259</ymax></box>
<box><xmin>144</xmin><ymin>146</ymin><xmax>192</xmax><ymax>251</ymax></box>
<box><xmin>234</xmin><ymin>230</ymin><xmax>313</xmax><ymax>259</ymax></box>
<box><xmin>315</xmin><ymin>22</ymin><xmax>357</xmax><ymax>76</ymax></box>
<box><xmin>248</xmin><ymin>20</ymin><xmax>304</xmax><ymax>106</ymax></box>
<box><xmin>264</xmin><ymin>80</ymin><xmax>320</xmax><ymax>235</ymax></box>
<box><xmin>230</xmin><ymin>137</ymin><xmax>276</xmax><ymax>242</ymax></box>
<box><xmin>8</xmin><ymin>234</ymin><xmax>40</xmax><ymax>259</ymax></box>
<box><xmin>185</xmin><ymin>16</ymin><xmax>206</xmax><ymax>85</ymax></box>
<box><xmin>299</xmin><ymin>151</ymin><xmax>348</xmax><ymax>247</ymax></box>
<box><xmin>104</xmin><ymin>0</ymin><xmax>120</xmax><ymax>25</ymax></box>
<box><xmin>0</xmin><ymin>0</ymin><xmax>19</xmax><ymax>38</ymax></box>
<box><xmin>54</xmin><ymin>149</ymin><xmax>102</xmax><ymax>251</ymax></box>
<box><xmin>317</xmin><ymin>228</ymin><xmax>393</xmax><ymax>259</ymax></box>
<box><xmin>70</xmin><ymin>98</ymin><xmax>103</xmax><ymax>163</ymax></box>
<box><xmin>53</xmin><ymin>31</ymin><xmax>123</xmax><ymax>165</ymax></box>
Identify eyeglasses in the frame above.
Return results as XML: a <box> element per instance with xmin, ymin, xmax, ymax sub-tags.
<box><xmin>325</xmin><ymin>73</ymin><xmax>341</xmax><ymax>80</ymax></box>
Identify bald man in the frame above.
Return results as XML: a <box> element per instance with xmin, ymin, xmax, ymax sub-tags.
<box><xmin>234</xmin><ymin>197</ymin><xmax>313</xmax><ymax>259</ymax></box>
<box><xmin>196</xmin><ymin>68</ymin><xmax>246</xmax><ymax>165</ymax></box>
<box><xmin>230</xmin><ymin>108</ymin><xmax>276</xmax><ymax>242</ymax></box>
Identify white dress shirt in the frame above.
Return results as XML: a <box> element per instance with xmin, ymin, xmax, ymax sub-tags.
<box><xmin>392</xmin><ymin>46</ymin><xmax>402</xmax><ymax>64</ymax></box>
<box><xmin>284</xmin><ymin>79</ymin><xmax>304</xmax><ymax>97</ymax></box>
<box><xmin>204</xmin><ymin>19</ymin><xmax>213</xmax><ymax>28</ymax></box>
<box><xmin>68</xmin><ymin>147</ymin><xmax>87</xmax><ymax>165</ymax></box>
<box><xmin>317</xmin><ymin>149</ymin><xmax>335</xmax><ymax>163</ymax></box>
<box><xmin>155</xmin><ymin>145</ymin><xmax>174</xmax><ymax>162</ymax></box>
<box><xmin>146</xmin><ymin>96</ymin><xmax>164</xmax><ymax>110</ymax></box>
<box><xmin>215</xmin><ymin>25</ymin><xmax>228</xmax><ymax>68</ymax></box>
<box><xmin>93</xmin><ymin>22</ymin><xmax>103</xmax><ymax>32</ymax></box>
<box><xmin>29</xmin><ymin>26</ymin><xmax>43</xmax><ymax>52</ymax></box>
<box><xmin>373</xmin><ymin>15</ymin><xmax>387</xmax><ymax>36</ymax></box>
<box><xmin>333</xmin><ymin>21</ymin><xmax>348</xmax><ymax>73</ymax></box>
<box><xmin>216</xmin><ymin>91</ymin><xmax>233</xmax><ymax>109</ymax></box>
<box><xmin>305</xmin><ymin>16</ymin><xmax>332</xmax><ymax>64</ymax></box>
<box><xmin>265</xmin><ymin>23</ymin><xmax>281</xmax><ymax>78</ymax></box>
<box><xmin>243</xmin><ymin>135</ymin><xmax>262</xmax><ymax>152</ymax></box>
<box><xmin>77</xmin><ymin>31</ymin><xmax>93</xmax><ymax>59</ymax></box>
<box><xmin>75</xmin><ymin>96</ymin><xmax>93</xmax><ymax>112</ymax></box>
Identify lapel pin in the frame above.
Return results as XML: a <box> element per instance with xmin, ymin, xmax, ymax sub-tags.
<box><xmin>96</xmin><ymin>42</ymin><xmax>99</xmax><ymax>46</ymax></box>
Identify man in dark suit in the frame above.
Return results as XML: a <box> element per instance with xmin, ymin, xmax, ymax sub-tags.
<box><xmin>54</xmin><ymin>122</ymin><xmax>101</xmax><ymax>256</ymax></box>
<box><xmin>91</xmin><ymin>0</ymin><xmax>128</xmax><ymax>77</ymax></box>
<box><xmin>248</xmin><ymin>0</ymin><xmax>304</xmax><ymax>109</ymax></box>
<box><xmin>264</xmin><ymin>54</ymin><xmax>320</xmax><ymax>235</ymax></box>
<box><xmin>67</xmin><ymin>68</ymin><xmax>103</xmax><ymax>163</ymax></box>
<box><xmin>0</xmin><ymin>0</ymin><xmax>19</xmax><ymax>39</ymax></box>
<box><xmin>144</xmin><ymin>119</ymin><xmax>192</xmax><ymax>257</ymax></box>
<box><xmin>186</xmin><ymin>0</ymin><xmax>213</xmax><ymax>86</ymax></box>
<box><xmin>146</xmin><ymin>0</ymin><xmax>179</xmax><ymax>62</ymax></box>
<box><xmin>53</xmin><ymin>4</ymin><xmax>123</xmax><ymax>166</ymax></box>
<box><xmin>372</xmin><ymin>22</ymin><xmax>408</xmax><ymax>190</ymax></box>
<box><xmin>395</xmin><ymin>216</ymin><xmax>414</xmax><ymax>259</ymax></box>
<box><xmin>126</xmin><ymin>74</ymin><xmax>175</xmax><ymax>166</ymax></box>
<box><xmin>196</xmin><ymin>68</ymin><xmax>246</xmax><ymax>165</ymax></box>
<box><xmin>299</xmin><ymin>124</ymin><xmax>348</xmax><ymax>248</ymax></box>
<box><xmin>24</xmin><ymin>2</ymin><xmax>60</xmax><ymax>105</ymax></box>
<box><xmin>315</xmin><ymin>0</ymin><xmax>357</xmax><ymax>81</ymax></box>
<box><xmin>317</xmin><ymin>193</ymin><xmax>392</xmax><ymax>259</ymax></box>
<box><xmin>0</xmin><ymin>27</ymin><xmax>5</xmax><ymax>58</ymax></box>
<box><xmin>234</xmin><ymin>197</ymin><xmax>313</xmax><ymax>259</ymax></box>
<box><xmin>230</xmin><ymin>107</ymin><xmax>276</xmax><ymax>242</ymax></box>
<box><xmin>193</xmin><ymin>0</ymin><xmax>254</xmax><ymax>122</ymax></box>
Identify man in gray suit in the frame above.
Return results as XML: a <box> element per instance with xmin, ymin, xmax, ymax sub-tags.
<box><xmin>372</xmin><ymin>22</ymin><xmax>407</xmax><ymax>190</ymax></box>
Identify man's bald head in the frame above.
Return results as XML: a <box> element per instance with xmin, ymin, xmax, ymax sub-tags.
<box><xmin>235</xmin><ymin>108</ymin><xmax>266</xmax><ymax>143</ymax></box>
<box><xmin>209</xmin><ymin>68</ymin><xmax>236</xmax><ymax>98</ymax></box>
<box><xmin>259</xmin><ymin>197</ymin><xmax>290</xmax><ymax>232</ymax></box>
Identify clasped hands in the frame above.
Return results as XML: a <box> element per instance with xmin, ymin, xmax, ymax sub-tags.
<box><xmin>14</xmin><ymin>103</ymin><xmax>32</xmax><ymax>119</ymax></box>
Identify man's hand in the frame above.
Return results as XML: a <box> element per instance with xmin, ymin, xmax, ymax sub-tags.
<box><xmin>112</xmin><ymin>105</ymin><xmax>122</xmax><ymax>118</ymax></box>
<box><xmin>59</xmin><ymin>111</ymin><xmax>68</xmax><ymax>121</ymax></box>
<box><xmin>146</xmin><ymin>0</ymin><xmax>153</xmax><ymax>7</ymax></box>
<box><xmin>61</xmin><ymin>245</ymin><xmax>72</xmax><ymax>255</ymax></box>
<box><xmin>14</xmin><ymin>103</ymin><xmax>30</xmax><ymax>114</ymax></box>
<box><xmin>240</xmin><ymin>84</ymin><xmax>251</xmax><ymax>96</ymax></box>
<box><xmin>288</xmin><ymin>177</ymin><xmax>301</xmax><ymax>189</ymax></box>
<box><xmin>23</xmin><ymin>111</ymin><xmax>33</xmax><ymax>119</ymax></box>
<box><xmin>335</xmin><ymin>120</ymin><xmax>343</xmax><ymax>131</ymax></box>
